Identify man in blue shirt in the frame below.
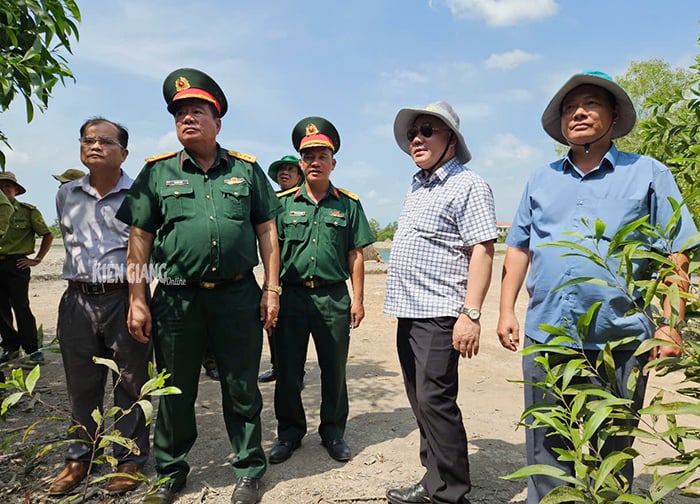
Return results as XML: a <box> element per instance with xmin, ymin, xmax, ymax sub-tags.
<box><xmin>497</xmin><ymin>71</ymin><xmax>698</xmax><ymax>503</ymax></box>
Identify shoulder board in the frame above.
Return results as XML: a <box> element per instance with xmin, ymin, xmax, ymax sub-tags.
<box><xmin>145</xmin><ymin>151</ymin><xmax>177</xmax><ymax>163</ymax></box>
<box><xmin>18</xmin><ymin>201</ymin><xmax>37</xmax><ymax>210</ymax></box>
<box><xmin>228</xmin><ymin>150</ymin><xmax>257</xmax><ymax>163</ymax></box>
<box><xmin>277</xmin><ymin>187</ymin><xmax>298</xmax><ymax>198</ymax></box>
<box><xmin>337</xmin><ymin>188</ymin><xmax>360</xmax><ymax>201</ymax></box>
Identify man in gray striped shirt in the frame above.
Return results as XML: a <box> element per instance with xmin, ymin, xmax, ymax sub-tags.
<box><xmin>384</xmin><ymin>101</ymin><xmax>497</xmax><ymax>504</ymax></box>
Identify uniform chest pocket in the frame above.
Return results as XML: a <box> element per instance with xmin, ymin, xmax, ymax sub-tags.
<box><xmin>160</xmin><ymin>185</ymin><xmax>195</xmax><ymax>220</ymax></box>
<box><xmin>323</xmin><ymin>214</ymin><xmax>347</xmax><ymax>240</ymax></box>
<box><xmin>220</xmin><ymin>183</ymin><xmax>250</xmax><ymax>220</ymax></box>
<box><xmin>10</xmin><ymin>217</ymin><xmax>29</xmax><ymax>230</ymax></box>
<box><xmin>282</xmin><ymin>213</ymin><xmax>309</xmax><ymax>242</ymax></box>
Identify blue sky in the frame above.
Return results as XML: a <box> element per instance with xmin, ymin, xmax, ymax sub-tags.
<box><xmin>3</xmin><ymin>0</ymin><xmax>699</xmax><ymax>227</ymax></box>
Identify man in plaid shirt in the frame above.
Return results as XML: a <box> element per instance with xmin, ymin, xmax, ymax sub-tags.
<box><xmin>384</xmin><ymin>101</ymin><xmax>497</xmax><ymax>504</ymax></box>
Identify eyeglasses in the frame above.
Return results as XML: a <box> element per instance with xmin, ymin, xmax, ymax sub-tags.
<box><xmin>79</xmin><ymin>136</ymin><xmax>124</xmax><ymax>149</ymax></box>
<box><xmin>406</xmin><ymin>123</ymin><xmax>445</xmax><ymax>142</ymax></box>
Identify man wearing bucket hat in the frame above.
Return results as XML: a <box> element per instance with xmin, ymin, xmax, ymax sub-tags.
<box><xmin>497</xmin><ymin>71</ymin><xmax>698</xmax><ymax>502</ymax></box>
<box><xmin>53</xmin><ymin>168</ymin><xmax>86</xmax><ymax>185</ymax></box>
<box><xmin>0</xmin><ymin>171</ymin><xmax>54</xmax><ymax>364</ymax></box>
<box><xmin>117</xmin><ymin>68</ymin><xmax>282</xmax><ymax>504</ymax></box>
<box><xmin>0</xmin><ymin>188</ymin><xmax>12</xmax><ymax>238</ymax></box>
<box><xmin>257</xmin><ymin>155</ymin><xmax>304</xmax><ymax>383</ymax></box>
<box><xmin>269</xmin><ymin>117</ymin><xmax>373</xmax><ymax>465</ymax></box>
<box><xmin>384</xmin><ymin>101</ymin><xmax>496</xmax><ymax>504</ymax></box>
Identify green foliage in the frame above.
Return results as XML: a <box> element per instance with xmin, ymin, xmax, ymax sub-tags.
<box><xmin>0</xmin><ymin>0</ymin><xmax>81</xmax><ymax>169</ymax></box>
<box><xmin>0</xmin><ymin>353</ymin><xmax>181</xmax><ymax>499</ymax></box>
<box><xmin>504</xmin><ymin>212</ymin><xmax>700</xmax><ymax>502</ymax></box>
<box><xmin>368</xmin><ymin>218</ymin><xmax>397</xmax><ymax>241</ymax></box>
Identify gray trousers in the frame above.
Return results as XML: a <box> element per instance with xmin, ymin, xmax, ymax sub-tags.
<box><xmin>57</xmin><ymin>286</ymin><xmax>153</xmax><ymax>465</ymax></box>
<box><xmin>523</xmin><ymin>336</ymin><xmax>648</xmax><ymax>503</ymax></box>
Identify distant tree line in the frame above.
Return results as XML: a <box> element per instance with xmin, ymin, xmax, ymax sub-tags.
<box><xmin>368</xmin><ymin>219</ymin><xmax>397</xmax><ymax>241</ymax></box>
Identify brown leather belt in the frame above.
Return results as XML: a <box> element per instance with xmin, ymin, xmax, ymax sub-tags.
<box><xmin>184</xmin><ymin>270</ymin><xmax>251</xmax><ymax>289</ymax></box>
<box><xmin>286</xmin><ymin>278</ymin><xmax>342</xmax><ymax>289</ymax></box>
<box><xmin>68</xmin><ymin>280</ymin><xmax>128</xmax><ymax>295</ymax></box>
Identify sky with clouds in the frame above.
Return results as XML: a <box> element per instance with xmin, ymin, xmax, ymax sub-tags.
<box><xmin>3</xmin><ymin>0</ymin><xmax>699</xmax><ymax>227</ymax></box>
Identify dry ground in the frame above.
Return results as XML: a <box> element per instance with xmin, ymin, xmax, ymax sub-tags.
<box><xmin>0</xmin><ymin>245</ymin><xmax>697</xmax><ymax>503</ymax></box>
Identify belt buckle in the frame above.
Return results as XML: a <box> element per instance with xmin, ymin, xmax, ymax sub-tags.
<box><xmin>305</xmin><ymin>279</ymin><xmax>316</xmax><ymax>289</ymax></box>
<box><xmin>200</xmin><ymin>281</ymin><xmax>216</xmax><ymax>289</ymax></box>
<box><xmin>85</xmin><ymin>283</ymin><xmax>106</xmax><ymax>295</ymax></box>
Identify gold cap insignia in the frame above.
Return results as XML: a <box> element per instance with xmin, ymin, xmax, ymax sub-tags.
<box><xmin>305</xmin><ymin>123</ymin><xmax>319</xmax><ymax>136</ymax></box>
<box><xmin>175</xmin><ymin>77</ymin><xmax>190</xmax><ymax>92</ymax></box>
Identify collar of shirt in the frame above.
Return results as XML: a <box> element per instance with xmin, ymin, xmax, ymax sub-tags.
<box><xmin>411</xmin><ymin>156</ymin><xmax>461</xmax><ymax>187</ymax></box>
<box><xmin>181</xmin><ymin>144</ymin><xmax>227</xmax><ymax>173</ymax></box>
<box><xmin>73</xmin><ymin>170</ymin><xmax>133</xmax><ymax>199</ymax></box>
<box><xmin>563</xmin><ymin>143</ymin><xmax>619</xmax><ymax>177</ymax></box>
<box><xmin>293</xmin><ymin>182</ymin><xmax>340</xmax><ymax>204</ymax></box>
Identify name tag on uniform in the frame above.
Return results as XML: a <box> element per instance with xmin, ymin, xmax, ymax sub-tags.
<box><xmin>289</xmin><ymin>210</ymin><xmax>306</xmax><ymax>217</ymax></box>
<box><xmin>329</xmin><ymin>210</ymin><xmax>345</xmax><ymax>218</ymax></box>
<box><xmin>165</xmin><ymin>179</ymin><xmax>189</xmax><ymax>186</ymax></box>
<box><xmin>224</xmin><ymin>177</ymin><xmax>245</xmax><ymax>185</ymax></box>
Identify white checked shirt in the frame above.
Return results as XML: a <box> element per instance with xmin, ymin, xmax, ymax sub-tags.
<box><xmin>384</xmin><ymin>158</ymin><xmax>497</xmax><ymax>318</ymax></box>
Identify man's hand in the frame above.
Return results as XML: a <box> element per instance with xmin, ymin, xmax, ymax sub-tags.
<box><xmin>16</xmin><ymin>257</ymin><xmax>41</xmax><ymax>269</ymax></box>
<box><xmin>128</xmin><ymin>298</ymin><xmax>152</xmax><ymax>344</ymax></box>
<box><xmin>350</xmin><ymin>300</ymin><xmax>365</xmax><ymax>329</ymax></box>
<box><xmin>650</xmin><ymin>325</ymin><xmax>683</xmax><ymax>360</ymax></box>
<box><xmin>260</xmin><ymin>291</ymin><xmax>279</xmax><ymax>332</ymax></box>
<box><xmin>453</xmin><ymin>316</ymin><xmax>480</xmax><ymax>358</ymax></box>
<box><xmin>496</xmin><ymin>311</ymin><xmax>520</xmax><ymax>352</ymax></box>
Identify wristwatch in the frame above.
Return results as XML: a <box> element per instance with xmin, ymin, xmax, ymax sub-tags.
<box><xmin>658</xmin><ymin>317</ymin><xmax>685</xmax><ymax>330</ymax></box>
<box><xmin>263</xmin><ymin>284</ymin><xmax>283</xmax><ymax>295</ymax></box>
<box><xmin>459</xmin><ymin>306</ymin><xmax>481</xmax><ymax>321</ymax></box>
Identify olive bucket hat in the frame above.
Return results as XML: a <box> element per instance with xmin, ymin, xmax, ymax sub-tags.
<box><xmin>53</xmin><ymin>168</ymin><xmax>86</xmax><ymax>184</ymax></box>
<box><xmin>0</xmin><ymin>171</ymin><xmax>27</xmax><ymax>195</ymax></box>
<box><xmin>268</xmin><ymin>155</ymin><xmax>303</xmax><ymax>181</ymax></box>
<box><xmin>541</xmin><ymin>70</ymin><xmax>636</xmax><ymax>145</ymax></box>
<box><xmin>393</xmin><ymin>101</ymin><xmax>471</xmax><ymax>164</ymax></box>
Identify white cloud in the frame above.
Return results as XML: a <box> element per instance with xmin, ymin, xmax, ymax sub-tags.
<box><xmin>485</xmin><ymin>49</ymin><xmax>541</xmax><ymax>70</ymax></box>
<box><xmin>481</xmin><ymin>133</ymin><xmax>542</xmax><ymax>168</ymax></box>
<box><xmin>445</xmin><ymin>0</ymin><xmax>558</xmax><ymax>27</ymax></box>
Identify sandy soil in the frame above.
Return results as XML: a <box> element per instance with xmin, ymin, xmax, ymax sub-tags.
<box><xmin>0</xmin><ymin>245</ymin><xmax>696</xmax><ymax>503</ymax></box>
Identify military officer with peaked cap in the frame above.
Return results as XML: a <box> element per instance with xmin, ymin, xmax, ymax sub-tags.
<box><xmin>117</xmin><ymin>68</ymin><xmax>282</xmax><ymax>504</ymax></box>
<box><xmin>269</xmin><ymin>117</ymin><xmax>374</xmax><ymax>465</ymax></box>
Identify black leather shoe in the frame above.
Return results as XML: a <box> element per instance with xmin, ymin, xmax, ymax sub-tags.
<box><xmin>143</xmin><ymin>479</ymin><xmax>185</xmax><ymax>504</ymax></box>
<box><xmin>231</xmin><ymin>476</ymin><xmax>260</xmax><ymax>504</ymax></box>
<box><xmin>0</xmin><ymin>349</ymin><xmax>19</xmax><ymax>364</ymax></box>
<box><xmin>386</xmin><ymin>482</ymin><xmax>431</xmax><ymax>504</ymax></box>
<box><xmin>269</xmin><ymin>439</ymin><xmax>301</xmax><ymax>464</ymax></box>
<box><xmin>257</xmin><ymin>367</ymin><xmax>276</xmax><ymax>382</ymax></box>
<box><xmin>321</xmin><ymin>438</ymin><xmax>351</xmax><ymax>462</ymax></box>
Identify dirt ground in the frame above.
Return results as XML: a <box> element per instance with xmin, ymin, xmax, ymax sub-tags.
<box><xmin>0</xmin><ymin>245</ymin><xmax>697</xmax><ymax>503</ymax></box>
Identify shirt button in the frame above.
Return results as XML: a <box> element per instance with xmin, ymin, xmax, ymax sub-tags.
<box><xmin>174</xmin><ymin>191</ymin><xmax>180</xmax><ymax>195</ymax></box>
<box><xmin>212</xmin><ymin>240</ymin><xmax>217</xmax><ymax>246</ymax></box>
<box><xmin>313</xmin><ymin>221</ymin><xmax>317</xmax><ymax>225</ymax></box>
<box><xmin>204</xmin><ymin>174</ymin><xmax>209</xmax><ymax>180</ymax></box>
<box><xmin>212</xmin><ymin>266</ymin><xmax>217</xmax><ymax>272</ymax></box>
<box><xmin>311</xmin><ymin>256</ymin><xmax>315</xmax><ymax>261</ymax></box>
<box><xmin>312</xmin><ymin>238</ymin><xmax>316</xmax><ymax>243</ymax></box>
<box><xmin>206</xmin><ymin>194</ymin><xmax>211</xmax><ymax>200</ymax></box>
<box><xmin>210</xmin><ymin>216</ymin><xmax>215</xmax><ymax>220</ymax></box>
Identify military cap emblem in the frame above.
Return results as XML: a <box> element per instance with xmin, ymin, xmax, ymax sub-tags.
<box><xmin>305</xmin><ymin>123</ymin><xmax>319</xmax><ymax>136</ymax></box>
<box><xmin>175</xmin><ymin>77</ymin><xmax>191</xmax><ymax>92</ymax></box>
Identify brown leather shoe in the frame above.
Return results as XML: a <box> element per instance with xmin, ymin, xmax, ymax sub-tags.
<box><xmin>104</xmin><ymin>462</ymin><xmax>142</xmax><ymax>494</ymax></box>
<box><xmin>48</xmin><ymin>460</ymin><xmax>88</xmax><ymax>495</ymax></box>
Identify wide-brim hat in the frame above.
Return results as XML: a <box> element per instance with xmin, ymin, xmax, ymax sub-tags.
<box><xmin>163</xmin><ymin>68</ymin><xmax>228</xmax><ymax>117</ymax></box>
<box><xmin>292</xmin><ymin>116</ymin><xmax>340</xmax><ymax>154</ymax></box>
<box><xmin>0</xmin><ymin>171</ymin><xmax>26</xmax><ymax>195</ymax></box>
<box><xmin>268</xmin><ymin>155</ymin><xmax>303</xmax><ymax>181</ymax></box>
<box><xmin>53</xmin><ymin>168</ymin><xmax>86</xmax><ymax>183</ymax></box>
<box><xmin>393</xmin><ymin>101</ymin><xmax>471</xmax><ymax>164</ymax></box>
<box><xmin>541</xmin><ymin>70</ymin><xmax>636</xmax><ymax>145</ymax></box>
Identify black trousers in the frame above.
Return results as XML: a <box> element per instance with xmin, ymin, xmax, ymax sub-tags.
<box><xmin>396</xmin><ymin>317</ymin><xmax>471</xmax><ymax>504</ymax></box>
<box><xmin>0</xmin><ymin>256</ymin><xmax>38</xmax><ymax>354</ymax></box>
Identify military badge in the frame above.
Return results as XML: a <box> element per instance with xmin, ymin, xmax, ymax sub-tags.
<box><xmin>289</xmin><ymin>210</ymin><xmax>306</xmax><ymax>217</ymax></box>
<box><xmin>165</xmin><ymin>179</ymin><xmax>190</xmax><ymax>186</ymax></box>
<box><xmin>329</xmin><ymin>210</ymin><xmax>345</xmax><ymax>218</ymax></box>
<box><xmin>305</xmin><ymin>123</ymin><xmax>319</xmax><ymax>136</ymax></box>
<box><xmin>175</xmin><ymin>77</ymin><xmax>190</xmax><ymax>92</ymax></box>
<box><xmin>224</xmin><ymin>177</ymin><xmax>245</xmax><ymax>185</ymax></box>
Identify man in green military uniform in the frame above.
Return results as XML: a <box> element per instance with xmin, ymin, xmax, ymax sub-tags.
<box><xmin>258</xmin><ymin>155</ymin><xmax>304</xmax><ymax>383</ymax></box>
<box><xmin>0</xmin><ymin>171</ymin><xmax>53</xmax><ymax>363</ymax></box>
<box><xmin>0</xmin><ymin>189</ymin><xmax>12</xmax><ymax>238</ymax></box>
<box><xmin>269</xmin><ymin>117</ymin><xmax>374</xmax><ymax>465</ymax></box>
<box><xmin>116</xmin><ymin>68</ymin><xmax>282</xmax><ymax>504</ymax></box>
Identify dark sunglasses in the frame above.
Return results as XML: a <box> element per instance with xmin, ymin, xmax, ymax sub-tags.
<box><xmin>406</xmin><ymin>123</ymin><xmax>445</xmax><ymax>142</ymax></box>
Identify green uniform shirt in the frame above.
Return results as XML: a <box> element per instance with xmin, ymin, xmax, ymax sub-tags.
<box><xmin>0</xmin><ymin>200</ymin><xmax>51</xmax><ymax>255</ymax></box>
<box><xmin>0</xmin><ymin>191</ymin><xmax>12</xmax><ymax>238</ymax></box>
<box><xmin>116</xmin><ymin>146</ymin><xmax>283</xmax><ymax>281</ymax></box>
<box><xmin>277</xmin><ymin>183</ymin><xmax>374</xmax><ymax>283</ymax></box>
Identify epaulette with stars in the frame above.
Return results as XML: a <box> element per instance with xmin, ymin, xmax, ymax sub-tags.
<box><xmin>228</xmin><ymin>150</ymin><xmax>257</xmax><ymax>163</ymax></box>
<box><xmin>277</xmin><ymin>187</ymin><xmax>298</xmax><ymax>198</ymax></box>
<box><xmin>337</xmin><ymin>187</ymin><xmax>360</xmax><ymax>201</ymax></box>
<box><xmin>144</xmin><ymin>151</ymin><xmax>177</xmax><ymax>164</ymax></box>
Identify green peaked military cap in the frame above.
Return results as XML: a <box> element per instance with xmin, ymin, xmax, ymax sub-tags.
<box><xmin>268</xmin><ymin>155</ymin><xmax>304</xmax><ymax>180</ymax></box>
<box><xmin>163</xmin><ymin>68</ymin><xmax>228</xmax><ymax>117</ymax></box>
<box><xmin>292</xmin><ymin>116</ymin><xmax>341</xmax><ymax>154</ymax></box>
